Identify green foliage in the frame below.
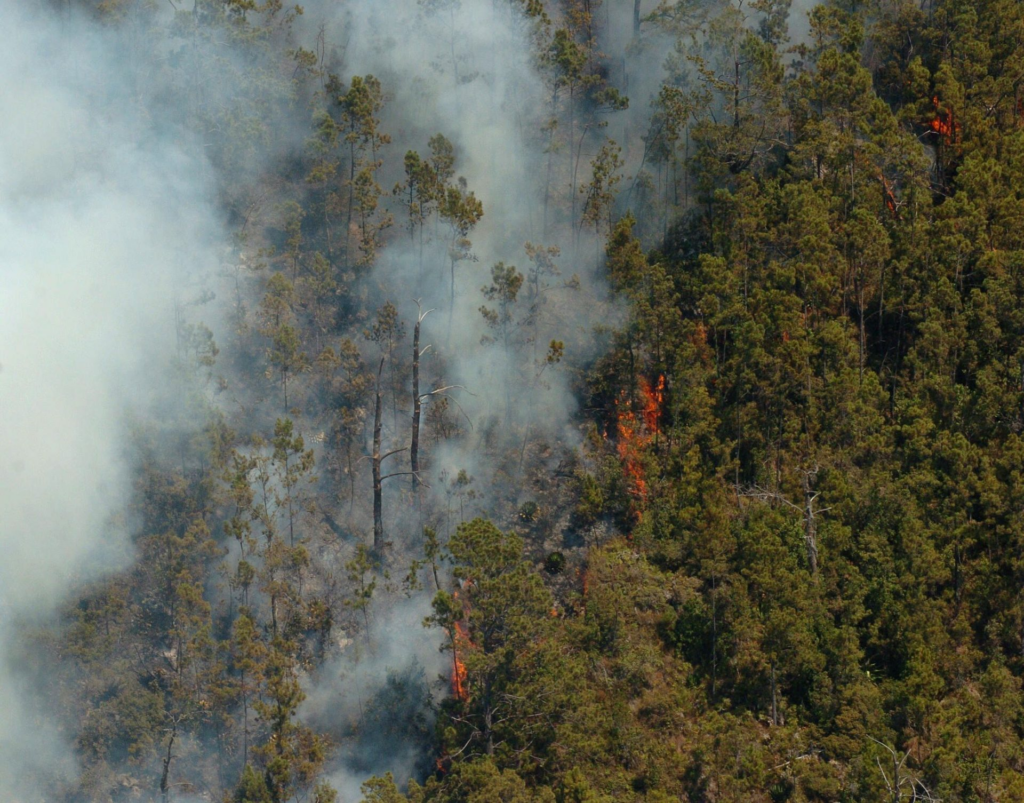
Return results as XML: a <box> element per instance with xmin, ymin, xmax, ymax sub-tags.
<box><xmin>235</xmin><ymin>764</ymin><xmax>273</xmax><ymax>803</ymax></box>
<box><xmin>39</xmin><ymin>1</ymin><xmax>1024</xmax><ymax>801</ymax></box>
<box><xmin>345</xmin><ymin>544</ymin><xmax>380</xmax><ymax>634</ymax></box>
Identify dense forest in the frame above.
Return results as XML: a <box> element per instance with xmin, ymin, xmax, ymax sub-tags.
<box><xmin>3</xmin><ymin>0</ymin><xmax>1024</xmax><ymax>800</ymax></box>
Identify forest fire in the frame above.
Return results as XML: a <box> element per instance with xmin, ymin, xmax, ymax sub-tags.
<box><xmin>929</xmin><ymin>96</ymin><xmax>960</xmax><ymax>145</ymax></box>
<box><xmin>20</xmin><ymin>0</ymin><xmax>1024</xmax><ymax>797</ymax></box>
<box><xmin>449</xmin><ymin>588</ymin><xmax>473</xmax><ymax>702</ymax></box>
<box><xmin>612</xmin><ymin>375</ymin><xmax>665</xmax><ymax>518</ymax></box>
<box><xmin>451</xmin><ymin>621</ymin><xmax>470</xmax><ymax>701</ymax></box>
<box><xmin>642</xmin><ymin>374</ymin><xmax>665</xmax><ymax>433</ymax></box>
<box><xmin>878</xmin><ymin>173</ymin><xmax>898</xmax><ymax>218</ymax></box>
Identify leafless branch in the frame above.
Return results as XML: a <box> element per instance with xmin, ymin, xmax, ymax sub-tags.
<box><xmin>418</xmin><ymin>383</ymin><xmax>469</xmax><ymax>400</ymax></box>
<box><xmin>381</xmin><ymin>446</ymin><xmax>409</xmax><ymax>462</ymax></box>
<box><xmin>380</xmin><ymin>470</ymin><xmax>421</xmax><ymax>482</ymax></box>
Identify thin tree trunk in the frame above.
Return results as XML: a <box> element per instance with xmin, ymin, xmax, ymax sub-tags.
<box><xmin>160</xmin><ymin>723</ymin><xmax>176</xmax><ymax>803</ymax></box>
<box><xmin>543</xmin><ymin>109</ymin><xmax>555</xmax><ymax>239</ymax></box>
<box><xmin>372</xmin><ymin>357</ymin><xmax>385</xmax><ymax>553</ymax></box>
<box><xmin>285</xmin><ymin>452</ymin><xmax>295</xmax><ymax>547</ymax></box>
<box><xmin>347</xmin><ymin>440</ymin><xmax>356</xmax><ymax>516</ymax></box>
<box><xmin>858</xmin><ymin>275</ymin><xmax>867</xmax><ymax>382</ymax></box>
<box><xmin>802</xmin><ymin>472</ymin><xmax>820</xmax><ymax>577</ymax></box>
<box><xmin>390</xmin><ymin>341</ymin><xmax>399</xmax><ymax>436</ymax></box>
<box><xmin>241</xmin><ymin>672</ymin><xmax>249</xmax><ymax>770</ymax></box>
<box><xmin>569</xmin><ymin>87</ymin><xmax>576</xmax><ymax>240</ymax></box>
<box><xmin>411</xmin><ymin>311</ymin><xmax>424</xmax><ymax>490</ymax></box>
<box><xmin>734</xmin><ymin>61</ymin><xmax>740</xmax><ymax>129</ymax></box>
<box><xmin>346</xmin><ymin>138</ymin><xmax>356</xmax><ymax>267</ymax></box>
<box><xmin>484</xmin><ymin>704</ymin><xmax>495</xmax><ymax>756</ymax></box>
<box><xmin>710</xmin><ymin>573</ymin><xmax>718</xmax><ymax>700</ymax></box>
<box><xmin>448</xmin><ymin>255</ymin><xmax>456</xmax><ymax>346</ymax></box>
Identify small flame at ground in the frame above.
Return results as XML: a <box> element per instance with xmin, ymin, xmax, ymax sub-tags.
<box><xmin>449</xmin><ymin>589</ymin><xmax>473</xmax><ymax>702</ymax></box>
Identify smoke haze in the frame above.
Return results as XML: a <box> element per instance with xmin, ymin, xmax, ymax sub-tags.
<box><xmin>0</xmin><ymin>2</ymin><xmax>222</xmax><ymax>797</ymax></box>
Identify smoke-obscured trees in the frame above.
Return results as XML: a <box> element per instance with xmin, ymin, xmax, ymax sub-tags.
<box><xmin>439</xmin><ymin>178</ymin><xmax>485</xmax><ymax>344</ymax></box>
<box><xmin>479</xmin><ymin>261</ymin><xmax>525</xmax><ymax>420</ymax></box>
<box><xmin>338</xmin><ymin>75</ymin><xmax>392</xmax><ymax>269</ymax></box>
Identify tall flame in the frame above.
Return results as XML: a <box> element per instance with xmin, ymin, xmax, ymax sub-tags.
<box><xmin>452</xmin><ymin>621</ymin><xmax>470</xmax><ymax>701</ymax></box>
<box><xmin>612</xmin><ymin>375</ymin><xmax>665</xmax><ymax>520</ymax></box>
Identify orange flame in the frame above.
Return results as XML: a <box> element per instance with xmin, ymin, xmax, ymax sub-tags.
<box><xmin>613</xmin><ymin>375</ymin><xmax>665</xmax><ymax>520</ymax></box>
<box><xmin>877</xmin><ymin>172</ymin><xmax>899</xmax><ymax>218</ymax></box>
<box><xmin>452</xmin><ymin>621</ymin><xmax>470</xmax><ymax>701</ymax></box>
<box><xmin>929</xmin><ymin>96</ymin><xmax>960</xmax><ymax>145</ymax></box>
<box><xmin>449</xmin><ymin>588</ymin><xmax>473</xmax><ymax>702</ymax></box>
<box><xmin>642</xmin><ymin>375</ymin><xmax>665</xmax><ymax>433</ymax></box>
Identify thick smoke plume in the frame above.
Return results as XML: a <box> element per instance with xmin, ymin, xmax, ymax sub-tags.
<box><xmin>0</xmin><ymin>2</ymin><xmax>222</xmax><ymax>797</ymax></box>
<box><xmin>287</xmin><ymin>0</ymin><xmax>622</xmax><ymax>535</ymax></box>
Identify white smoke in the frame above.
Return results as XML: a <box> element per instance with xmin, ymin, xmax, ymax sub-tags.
<box><xmin>0</xmin><ymin>2</ymin><xmax>222</xmax><ymax>797</ymax></box>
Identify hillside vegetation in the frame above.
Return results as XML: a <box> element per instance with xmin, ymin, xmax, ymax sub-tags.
<box><xmin>9</xmin><ymin>0</ymin><xmax>1024</xmax><ymax>801</ymax></box>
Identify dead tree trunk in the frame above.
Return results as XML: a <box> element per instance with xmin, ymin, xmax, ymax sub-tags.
<box><xmin>411</xmin><ymin>305</ymin><xmax>432</xmax><ymax>491</ymax></box>
<box><xmin>801</xmin><ymin>470</ymin><xmax>821</xmax><ymax>577</ymax></box>
<box><xmin>160</xmin><ymin>720</ymin><xmax>177</xmax><ymax>803</ymax></box>
<box><xmin>633</xmin><ymin>0</ymin><xmax>641</xmax><ymax>35</ymax></box>
<box><xmin>372</xmin><ymin>357</ymin><xmax>385</xmax><ymax>553</ymax></box>
<box><xmin>742</xmin><ymin>467</ymin><xmax>830</xmax><ymax>578</ymax></box>
<box><xmin>411</xmin><ymin>319</ymin><xmax>421</xmax><ymax>488</ymax></box>
<box><xmin>770</xmin><ymin>663</ymin><xmax>778</xmax><ymax>726</ymax></box>
<box><xmin>372</xmin><ymin>355</ymin><xmax>415</xmax><ymax>554</ymax></box>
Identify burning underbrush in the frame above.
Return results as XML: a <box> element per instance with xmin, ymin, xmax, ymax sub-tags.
<box><xmin>609</xmin><ymin>375</ymin><xmax>665</xmax><ymax>521</ymax></box>
<box><xmin>449</xmin><ymin>588</ymin><xmax>474</xmax><ymax>703</ymax></box>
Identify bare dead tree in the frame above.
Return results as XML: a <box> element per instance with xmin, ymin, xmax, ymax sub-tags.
<box><xmin>740</xmin><ymin>466</ymin><xmax>831</xmax><ymax>577</ymax></box>
<box><xmin>411</xmin><ymin>302</ymin><xmax>433</xmax><ymax>491</ymax></box>
<box><xmin>409</xmin><ymin>300</ymin><xmax>472</xmax><ymax>491</ymax></box>
<box><xmin>159</xmin><ymin>713</ymin><xmax>185</xmax><ymax>803</ymax></box>
<box><xmin>800</xmin><ymin>468</ymin><xmax>825</xmax><ymax>575</ymax></box>
<box><xmin>371</xmin><ymin>356</ymin><xmax>419</xmax><ymax>553</ymax></box>
<box><xmin>868</xmin><ymin>738</ymin><xmax>941</xmax><ymax>802</ymax></box>
<box><xmin>372</xmin><ymin>357</ymin><xmax>385</xmax><ymax>551</ymax></box>
<box><xmin>371</xmin><ymin>358</ymin><xmax>407</xmax><ymax>552</ymax></box>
